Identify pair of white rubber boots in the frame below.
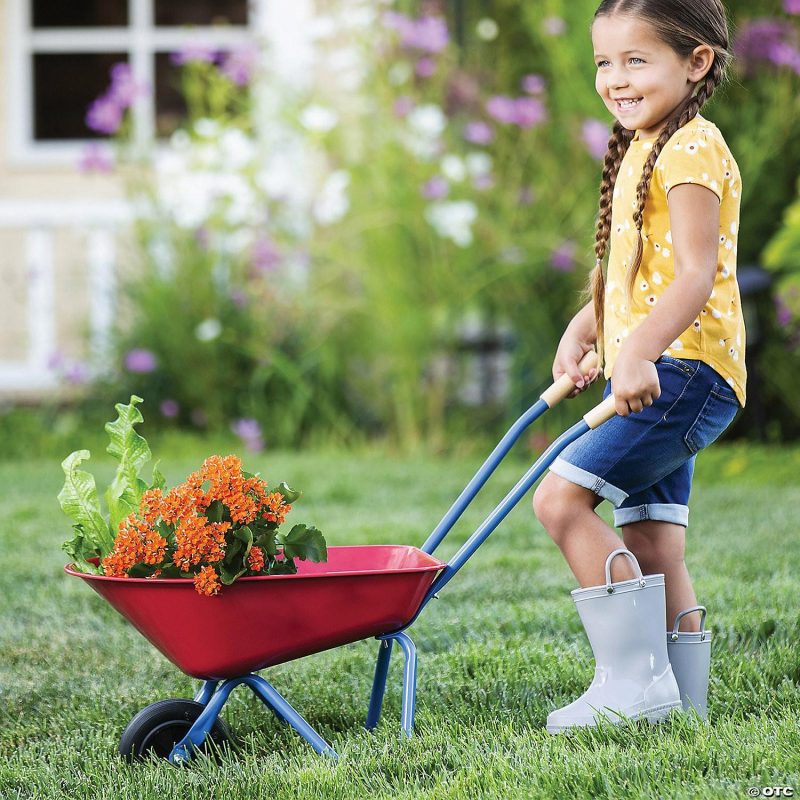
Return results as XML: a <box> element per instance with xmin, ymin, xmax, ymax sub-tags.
<box><xmin>546</xmin><ymin>548</ymin><xmax>711</xmax><ymax>734</ymax></box>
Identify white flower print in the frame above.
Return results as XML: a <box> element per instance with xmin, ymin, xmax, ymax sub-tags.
<box><xmin>671</xmin><ymin>339</ymin><xmax>684</xmax><ymax>349</ymax></box>
<box><xmin>685</xmin><ymin>142</ymin><xmax>699</xmax><ymax>155</ymax></box>
<box><xmin>665</xmin><ymin>231</ymin><xmax>672</xmax><ymax>244</ymax></box>
<box><xmin>640</xmin><ymin>280</ymin><xmax>649</xmax><ymax>291</ymax></box>
<box><xmin>730</xmin><ymin>222</ymin><xmax>737</xmax><ymax>235</ymax></box>
<box><xmin>646</xmin><ymin>295</ymin><xmax>657</xmax><ymax>305</ymax></box>
<box><xmin>719</xmin><ymin>234</ymin><xmax>727</xmax><ymax>245</ymax></box>
<box><xmin>693</xmin><ymin>318</ymin><xmax>701</xmax><ymax>331</ymax></box>
<box><xmin>721</xmin><ymin>265</ymin><xmax>730</xmax><ymax>278</ymax></box>
<box><xmin>725</xmin><ymin>240</ymin><xmax>733</xmax><ymax>251</ymax></box>
<box><xmin>652</xmin><ymin>271</ymin><xmax>663</xmax><ymax>285</ymax></box>
<box><xmin>662</xmin><ymin>248</ymin><xmax>671</xmax><ymax>257</ymax></box>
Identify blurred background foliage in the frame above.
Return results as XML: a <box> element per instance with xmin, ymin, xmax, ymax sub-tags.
<box><xmin>6</xmin><ymin>0</ymin><xmax>800</xmax><ymax>458</ymax></box>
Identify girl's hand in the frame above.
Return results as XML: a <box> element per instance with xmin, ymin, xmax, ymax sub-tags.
<box><xmin>611</xmin><ymin>348</ymin><xmax>661</xmax><ymax>415</ymax></box>
<box><xmin>553</xmin><ymin>335</ymin><xmax>599</xmax><ymax>399</ymax></box>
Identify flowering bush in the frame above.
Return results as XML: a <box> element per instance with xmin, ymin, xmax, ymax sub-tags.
<box><xmin>59</xmin><ymin>397</ymin><xmax>326</xmax><ymax>595</ymax></box>
<box><xmin>76</xmin><ymin>0</ymin><xmax>800</xmax><ymax>446</ymax></box>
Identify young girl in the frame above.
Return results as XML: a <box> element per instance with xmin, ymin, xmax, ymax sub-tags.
<box><xmin>533</xmin><ymin>0</ymin><xmax>744</xmax><ymax>732</ymax></box>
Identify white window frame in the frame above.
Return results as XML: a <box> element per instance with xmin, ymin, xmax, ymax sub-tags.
<box><xmin>6</xmin><ymin>0</ymin><xmax>260</xmax><ymax>167</ymax></box>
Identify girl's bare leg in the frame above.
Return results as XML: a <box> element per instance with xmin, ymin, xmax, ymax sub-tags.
<box><xmin>622</xmin><ymin>519</ymin><xmax>701</xmax><ymax>631</ymax></box>
<box><xmin>533</xmin><ymin>472</ymin><xmax>636</xmax><ymax>587</ymax></box>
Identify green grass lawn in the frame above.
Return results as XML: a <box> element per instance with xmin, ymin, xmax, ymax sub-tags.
<box><xmin>1</xmin><ymin>439</ymin><xmax>799</xmax><ymax>799</ymax></box>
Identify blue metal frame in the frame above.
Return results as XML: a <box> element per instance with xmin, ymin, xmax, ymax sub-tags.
<box><xmin>164</xmin><ymin>397</ymin><xmax>595</xmax><ymax>761</ymax></box>
<box><xmin>363</xmin><ymin>409</ymin><xmax>593</xmax><ymax>738</ymax></box>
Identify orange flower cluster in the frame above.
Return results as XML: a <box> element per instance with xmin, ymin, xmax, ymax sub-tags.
<box><xmin>101</xmin><ymin>513</ymin><xmax>167</xmax><ymax>577</ymax></box>
<box><xmin>102</xmin><ymin>454</ymin><xmax>294</xmax><ymax>596</ymax></box>
<box><xmin>247</xmin><ymin>545</ymin><xmax>265</xmax><ymax>572</ymax></box>
<box><xmin>194</xmin><ymin>565</ymin><xmax>221</xmax><ymax>596</ymax></box>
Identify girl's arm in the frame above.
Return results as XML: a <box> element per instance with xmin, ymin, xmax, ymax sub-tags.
<box><xmin>611</xmin><ymin>182</ymin><xmax>721</xmax><ymax>415</ymax></box>
<box><xmin>553</xmin><ymin>300</ymin><xmax>599</xmax><ymax>398</ymax></box>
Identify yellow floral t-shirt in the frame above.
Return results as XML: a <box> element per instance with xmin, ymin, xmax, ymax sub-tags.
<box><xmin>603</xmin><ymin>113</ymin><xmax>746</xmax><ymax>406</ymax></box>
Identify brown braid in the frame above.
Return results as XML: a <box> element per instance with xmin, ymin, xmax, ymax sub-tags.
<box><xmin>586</xmin><ymin>0</ymin><xmax>733</xmax><ymax>372</ymax></box>
<box><xmin>584</xmin><ymin>121</ymin><xmax>635</xmax><ymax>370</ymax></box>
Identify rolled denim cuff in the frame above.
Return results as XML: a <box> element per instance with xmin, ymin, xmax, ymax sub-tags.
<box><xmin>613</xmin><ymin>503</ymin><xmax>689</xmax><ymax>528</ymax></box>
<box><xmin>549</xmin><ymin>457</ymin><xmax>629</xmax><ymax>507</ymax></box>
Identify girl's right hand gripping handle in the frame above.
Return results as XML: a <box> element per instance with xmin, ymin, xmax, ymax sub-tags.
<box><xmin>540</xmin><ymin>351</ymin><xmax>599</xmax><ymax>408</ymax></box>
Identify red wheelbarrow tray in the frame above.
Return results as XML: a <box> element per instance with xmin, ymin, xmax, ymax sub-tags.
<box><xmin>65</xmin><ymin>545</ymin><xmax>446</xmax><ymax>680</ymax></box>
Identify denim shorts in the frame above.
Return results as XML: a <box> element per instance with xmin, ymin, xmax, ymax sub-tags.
<box><xmin>549</xmin><ymin>355</ymin><xmax>741</xmax><ymax>528</ymax></box>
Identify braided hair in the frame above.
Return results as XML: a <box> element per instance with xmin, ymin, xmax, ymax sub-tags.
<box><xmin>586</xmin><ymin>0</ymin><xmax>733</xmax><ymax>370</ymax></box>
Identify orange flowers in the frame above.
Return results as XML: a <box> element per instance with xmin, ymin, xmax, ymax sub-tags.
<box><xmin>100</xmin><ymin>453</ymin><xmax>315</xmax><ymax>596</ymax></box>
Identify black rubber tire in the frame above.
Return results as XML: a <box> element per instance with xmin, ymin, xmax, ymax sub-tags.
<box><xmin>119</xmin><ymin>699</ymin><xmax>232</xmax><ymax>763</ymax></box>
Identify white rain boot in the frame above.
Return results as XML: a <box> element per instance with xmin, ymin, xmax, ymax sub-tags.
<box><xmin>667</xmin><ymin>606</ymin><xmax>711</xmax><ymax>720</ymax></box>
<box><xmin>546</xmin><ymin>549</ymin><xmax>682</xmax><ymax>733</ymax></box>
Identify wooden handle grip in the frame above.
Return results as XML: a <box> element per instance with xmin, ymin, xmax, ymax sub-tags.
<box><xmin>539</xmin><ymin>351</ymin><xmax>599</xmax><ymax>408</ymax></box>
<box><xmin>583</xmin><ymin>395</ymin><xmax>617</xmax><ymax>429</ymax></box>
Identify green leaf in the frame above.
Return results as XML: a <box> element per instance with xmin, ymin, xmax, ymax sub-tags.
<box><xmin>58</xmin><ymin>450</ymin><xmax>113</xmax><ymax>559</ymax></box>
<box><xmin>104</xmin><ymin>395</ymin><xmax>152</xmax><ymax>536</ymax></box>
<box><xmin>62</xmin><ymin>525</ymin><xmax>102</xmax><ymax>574</ymax></box>
<box><xmin>267</xmin><ymin>558</ymin><xmax>297</xmax><ymax>575</ymax></box>
<box><xmin>224</xmin><ymin>537</ymin><xmax>244</xmax><ymax>564</ymax></box>
<box><xmin>277</xmin><ymin>525</ymin><xmax>327</xmax><ymax>562</ymax></box>
<box><xmin>151</xmin><ymin>460</ymin><xmax>167</xmax><ymax>490</ymax></box>
<box><xmin>206</xmin><ymin>500</ymin><xmax>225</xmax><ymax>523</ymax></box>
<box><xmin>219</xmin><ymin>562</ymin><xmax>247</xmax><ymax>585</ymax></box>
<box><xmin>234</xmin><ymin>526</ymin><xmax>253</xmax><ymax>553</ymax></box>
<box><xmin>254</xmin><ymin>530</ymin><xmax>279</xmax><ymax>557</ymax></box>
<box><xmin>128</xmin><ymin>562</ymin><xmax>158</xmax><ymax>578</ymax></box>
<box><xmin>276</xmin><ymin>481</ymin><xmax>302</xmax><ymax>504</ymax></box>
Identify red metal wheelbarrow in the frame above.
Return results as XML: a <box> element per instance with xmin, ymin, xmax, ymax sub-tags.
<box><xmin>66</xmin><ymin>353</ymin><xmax>615</xmax><ymax>763</ymax></box>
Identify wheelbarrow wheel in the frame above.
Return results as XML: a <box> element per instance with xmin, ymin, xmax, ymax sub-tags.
<box><xmin>119</xmin><ymin>699</ymin><xmax>231</xmax><ymax>763</ymax></box>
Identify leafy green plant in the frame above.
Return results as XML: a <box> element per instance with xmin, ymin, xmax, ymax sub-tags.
<box><xmin>58</xmin><ymin>396</ymin><xmax>327</xmax><ymax>595</ymax></box>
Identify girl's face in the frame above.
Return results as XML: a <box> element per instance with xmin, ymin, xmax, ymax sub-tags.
<box><xmin>592</xmin><ymin>14</ymin><xmax>713</xmax><ymax>139</ymax></box>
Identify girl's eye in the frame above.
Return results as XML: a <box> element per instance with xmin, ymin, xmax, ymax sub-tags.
<box><xmin>595</xmin><ymin>57</ymin><xmax>645</xmax><ymax>67</ymax></box>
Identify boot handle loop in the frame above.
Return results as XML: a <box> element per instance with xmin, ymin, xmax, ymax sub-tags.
<box><xmin>604</xmin><ymin>548</ymin><xmax>645</xmax><ymax>593</ymax></box>
<box><xmin>671</xmin><ymin>605</ymin><xmax>707</xmax><ymax>641</ymax></box>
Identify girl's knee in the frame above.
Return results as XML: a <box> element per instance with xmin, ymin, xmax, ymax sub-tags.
<box><xmin>533</xmin><ymin>473</ymin><xmax>595</xmax><ymax>542</ymax></box>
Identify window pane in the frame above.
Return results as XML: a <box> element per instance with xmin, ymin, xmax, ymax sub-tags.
<box><xmin>154</xmin><ymin>0</ymin><xmax>247</xmax><ymax>26</ymax></box>
<box><xmin>33</xmin><ymin>53</ymin><xmax>128</xmax><ymax>140</ymax></box>
<box><xmin>154</xmin><ymin>53</ymin><xmax>187</xmax><ymax>138</ymax></box>
<box><xmin>32</xmin><ymin>0</ymin><xmax>128</xmax><ymax>27</ymax></box>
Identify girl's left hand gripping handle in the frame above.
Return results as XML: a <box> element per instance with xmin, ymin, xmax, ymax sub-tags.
<box><xmin>540</xmin><ymin>351</ymin><xmax>599</xmax><ymax>408</ymax></box>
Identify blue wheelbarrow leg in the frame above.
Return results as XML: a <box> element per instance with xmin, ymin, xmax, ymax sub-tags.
<box><xmin>170</xmin><ymin>674</ymin><xmax>338</xmax><ymax>763</ymax></box>
<box><xmin>366</xmin><ymin>638</ymin><xmax>394</xmax><ymax>730</ymax></box>
<box><xmin>367</xmin><ymin>632</ymin><xmax>417</xmax><ymax>737</ymax></box>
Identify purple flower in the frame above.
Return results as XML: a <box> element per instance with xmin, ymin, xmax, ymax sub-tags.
<box><xmin>416</xmin><ymin>57</ymin><xmax>437</xmax><ymax>78</ymax></box>
<box><xmin>775</xmin><ymin>295</ymin><xmax>794</xmax><ymax>327</ymax></box>
<box><xmin>124</xmin><ymin>348</ymin><xmax>158</xmax><ymax>373</ymax></box>
<box><xmin>543</xmin><ymin>16</ymin><xmax>567</xmax><ymax>36</ymax></box>
<box><xmin>512</xmin><ymin>97</ymin><xmax>547</xmax><ymax>128</ymax></box>
<box><xmin>393</xmin><ymin>96</ymin><xmax>414</xmax><ymax>117</ymax></box>
<box><xmin>251</xmin><ymin>237</ymin><xmax>281</xmax><ymax>273</ymax></box>
<box><xmin>734</xmin><ymin>19</ymin><xmax>800</xmax><ymax>75</ymax></box>
<box><xmin>582</xmin><ymin>118</ymin><xmax>611</xmax><ymax>160</ymax></box>
<box><xmin>108</xmin><ymin>62</ymin><xmax>148</xmax><ymax>108</ymax></box>
<box><xmin>219</xmin><ymin>45</ymin><xmax>260</xmax><ymax>86</ymax></box>
<box><xmin>486</xmin><ymin>96</ymin><xmax>546</xmax><ymax>128</ymax></box>
<box><xmin>422</xmin><ymin>176</ymin><xmax>449</xmax><ymax>199</ymax></box>
<box><xmin>230</xmin><ymin>288</ymin><xmax>248</xmax><ymax>308</ymax></box>
<box><xmin>551</xmin><ymin>240</ymin><xmax>577</xmax><ymax>272</ymax></box>
<box><xmin>85</xmin><ymin>95</ymin><xmax>123</xmax><ymax>135</ymax></box>
<box><xmin>383</xmin><ymin>12</ymin><xmax>449</xmax><ymax>53</ymax></box>
<box><xmin>160</xmin><ymin>399</ymin><xmax>180</xmax><ymax>418</ymax></box>
<box><xmin>464</xmin><ymin>120</ymin><xmax>494</xmax><ymax>145</ymax></box>
<box><xmin>232</xmin><ymin>418</ymin><xmax>264</xmax><ymax>452</ymax></box>
<box><xmin>521</xmin><ymin>74</ymin><xmax>546</xmax><ymax>94</ymax></box>
<box><xmin>473</xmin><ymin>174</ymin><xmax>495</xmax><ymax>192</ymax></box>
<box><xmin>64</xmin><ymin>360</ymin><xmax>90</xmax><ymax>385</ymax></box>
<box><xmin>77</xmin><ymin>143</ymin><xmax>114</xmax><ymax>173</ymax></box>
<box><xmin>485</xmin><ymin>95</ymin><xmax>518</xmax><ymax>124</ymax></box>
<box><xmin>785</xmin><ymin>0</ymin><xmax>800</xmax><ymax>13</ymax></box>
<box><xmin>171</xmin><ymin>42</ymin><xmax>217</xmax><ymax>66</ymax></box>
